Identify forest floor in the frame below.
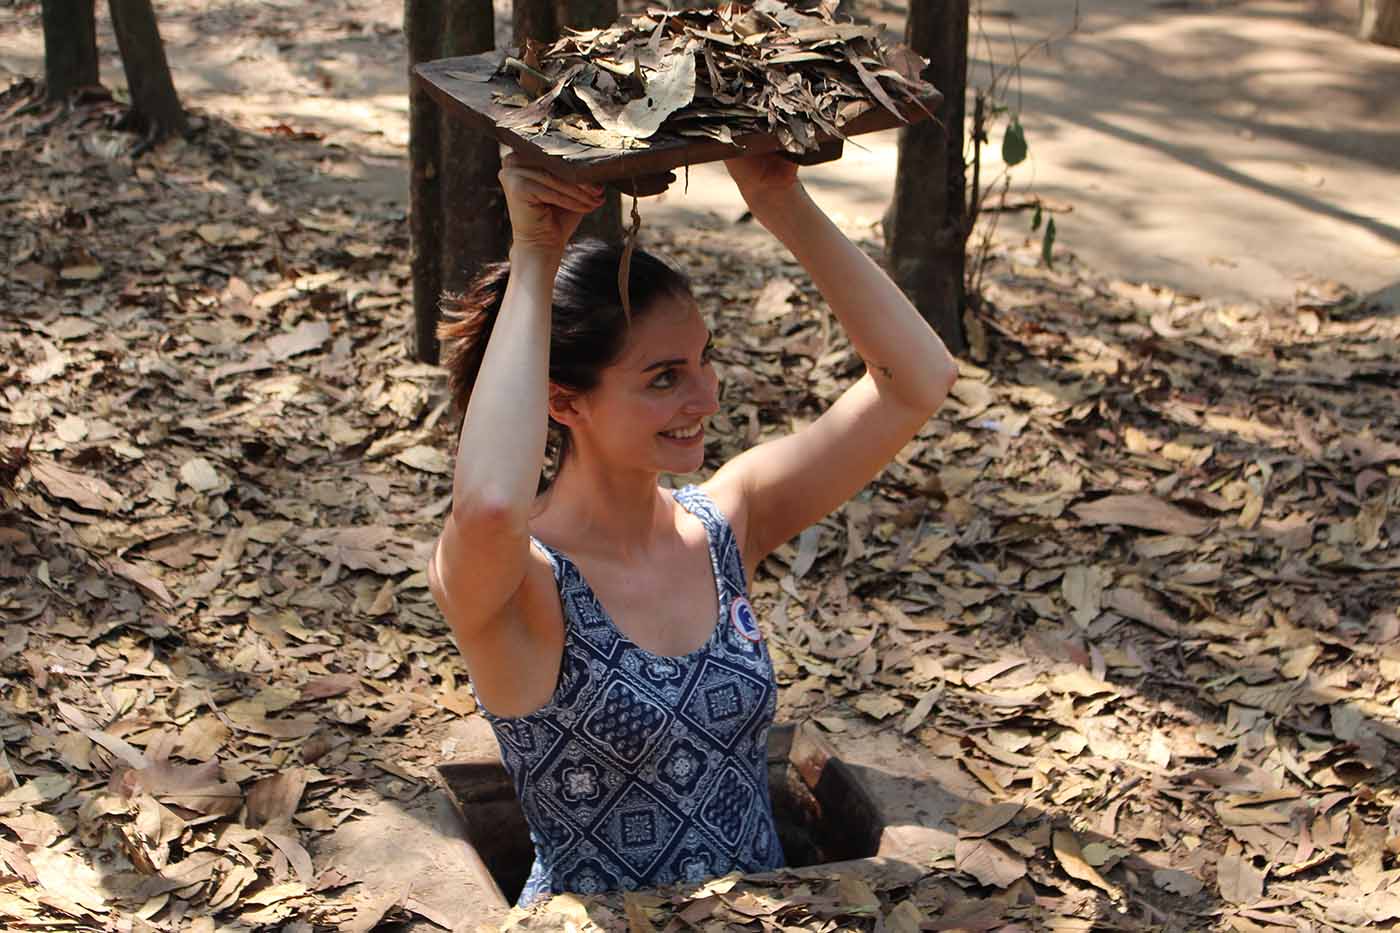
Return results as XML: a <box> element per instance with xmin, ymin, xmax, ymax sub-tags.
<box><xmin>2</xmin><ymin>0</ymin><xmax>1400</xmax><ymax>931</ymax></box>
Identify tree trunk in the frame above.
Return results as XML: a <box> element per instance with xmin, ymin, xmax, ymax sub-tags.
<box><xmin>515</xmin><ymin>0</ymin><xmax>622</xmax><ymax>243</ymax></box>
<box><xmin>562</xmin><ymin>0</ymin><xmax>622</xmax><ymax>244</ymax></box>
<box><xmin>513</xmin><ymin>0</ymin><xmax>558</xmax><ymax>47</ymax></box>
<box><xmin>408</xmin><ymin>0</ymin><xmax>447</xmax><ymax>364</ymax></box>
<box><xmin>109</xmin><ymin>0</ymin><xmax>187</xmax><ymax>137</ymax></box>
<box><xmin>410</xmin><ymin>0</ymin><xmax>626</xmax><ymax>363</ymax></box>
<box><xmin>41</xmin><ymin>0</ymin><xmax>99</xmax><ymax>103</ymax></box>
<box><xmin>438</xmin><ymin>0</ymin><xmax>511</xmax><ymax>353</ymax></box>
<box><xmin>884</xmin><ymin>0</ymin><xmax>969</xmax><ymax>355</ymax></box>
<box><xmin>1360</xmin><ymin>0</ymin><xmax>1400</xmax><ymax>46</ymax></box>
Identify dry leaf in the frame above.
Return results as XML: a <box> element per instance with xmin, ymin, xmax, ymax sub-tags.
<box><xmin>30</xmin><ymin>847</ymin><xmax>110</xmax><ymax>913</ymax></box>
<box><xmin>900</xmin><ymin>688</ymin><xmax>940</xmax><ymax>734</ymax></box>
<box><xmin>29</xmin><ymin>460</ymin><xmax>124</xmax><ymax>512</ymax></box>
<box><xmin>263</xmin><ymin>831</ymin><xmax>315</xmax><ymax>885</ymax></box>
<box><xmin>301</xmin><ymin>674</ymin><xmax>358</xmax><ymax>701</ymax></box>
<box><xmin>1145</xmin><ymin>729</ymin><xmax>1171</xmax><ymax>768</ymax></box>
<box><xmin>265</xmin><ymin>320</ymin><xmax>331</xmax><ymax>361</ymax></box>
<box><xmin>834</xmin><ymin>874</ymin><xmax>880</xmax><ymax>913</ymax></box>
<box><xmin>955</xmin><ymin>836</ymin><xmax>1027</xmax><ymax>888</ymax></box>
<box><xmin>299</xmin><ymin>526</ymin><xmax>420</xmax><ymax>575</ymax></box>
<box><xmin>119</xmin><ymin>758</ymin><xmax>240</xmax><ymax>820</ymax></box>
<box><xmin>1103</xmin><ymin>587</ymin><xmax>1180</xmax><ymax>636</ymax></box>
<box><xmin>246</xmin><ymin>769</ymin><xmax>308</xmax><ymax>830</ymax></box>
<box><xmin>1048</xmin><ymin>668</ymin><xmax>1117</xmax><ymax>697</ymax></box>
<box><xmin>1052</xmin><ymin>829</ymin><xmax>1123</xmax><ymax>900</ymax></box>
<box><xmin>852</xmin><ymin>694</ymin><xmax>904</xmax><ymax>721</ymax></box>
<box><xmin>104</xmin><ymin>556</ymin><xmax>175</xmax><ymax>606</ymax></box>
<box><xmin>957</xmin><ymin>801</ymin><xmax>1022</xmax><ymax>838</ymax></box>
<box><xmin>1062</xmin><ymin>565</ymin><xmax>1108</xmax><ymax>627</ymax></box>
<box><xmin>1072</xmin><ymin>494</ymin><xmax>1212</xmax><ymax>535</ymax></box>
<box><xmin>1152</xmin><ymin>868</ymin><xmax>1203</xmax><ymax>896</ymax></box>
<box><xmin>623</xmin><ymin>891</ymin><xmax>656</xmax><ymax>932</ymax></box>
<box><xmin>963</xmin><ymin>658</ymin><xmax>1028</xmax><ymax>688</ymax></box>
<box><xmin>575</xmin><ymin>49</ymin><xmax>696</xmax><ymax>140</ymax></box>
<box><xmin>395</xmin><ymin>446</ymin><xmax>451</xmax><ymax>474</ymax></box>
<box><xmin>1216</xmin><ymin>853</ymin><xmax>1265</xmax><ymax>904</ymax></box>
<box><xmin>179</xmin><ymin>457</ymin><xmax>223</xmax><ymax>493</ymax></box>
<box><xmin>753</xmin><ymin>278</ymin><xmax>797</xmax><ymax>321</ymax></box>
<box><xmin>224</xmin><ymin>703</ymin><xmax>318</xmax><ymax>739</ymax></box>
<box><xmin>343</xmin><ymin>884</ymin><xmax>408</xmax><ymax>933</ymax></box>
<box><xmin>881</xmin><ymin>900</ymin><xmax>925</xmax><ymax>933</ymax></box>
<box><xmin>1347</xmin><ymin>813</ymin><xmax>1387</xmax><ymax>893</ymax></box>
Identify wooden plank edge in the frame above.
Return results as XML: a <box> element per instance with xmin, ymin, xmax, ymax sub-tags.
<box><xmin>411</xmin><ymin>58</ymin><xmax>943</xmax><ymax>188</ymax></box>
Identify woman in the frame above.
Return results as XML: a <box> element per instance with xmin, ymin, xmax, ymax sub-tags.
<box><xmin>428</xmin><ymin>151</ymin><xmax>957</xmax><ymax>905</ymax></box>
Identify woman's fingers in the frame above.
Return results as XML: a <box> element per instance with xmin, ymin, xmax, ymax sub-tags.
<box><xmin>503</xmin><ymin>163</ymin><xmax>603</xmax><ymax>212</ymax></box>
<box><xmin>512</xmin><ymin>182</ymin><xmax>600</xmax><ymax>216</ymax></box>
<box><xmin>497</xmin><ymin>154</ymin><xmax>602</xmax><ymax>251</ymax></box>
<box><xmin>510</xmin><ymin>164</ymin><xmax>600</xmax><ymax>197</ymax></box>
<box><xmin>523</xmin><ymin>187</ymin><xmax>599</xmax><ymax>217</ymax></box>
<box><xmin>499</xmin><ymin>152</ymin><xmax>603</xmax><ymax>201</ymax></box>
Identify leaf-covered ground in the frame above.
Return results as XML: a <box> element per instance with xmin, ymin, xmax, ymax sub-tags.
<box><xmin>3</xmin><ymin>43</ymin><xmax>1400</xmax><ymax>933</ymax></box>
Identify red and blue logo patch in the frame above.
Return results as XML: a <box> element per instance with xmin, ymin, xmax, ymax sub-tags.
<box><xmin>730</xmin><ymin>596</ymin><xmax>762</xmax><ymax>642</ymax></box>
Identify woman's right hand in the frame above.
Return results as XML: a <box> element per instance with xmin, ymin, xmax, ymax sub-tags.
<box><xmin>499</xmin><ymin>152</ymin><xmax>604</xmax><ymax>258</ymax></box>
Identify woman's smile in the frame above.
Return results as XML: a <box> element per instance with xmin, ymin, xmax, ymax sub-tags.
<box><xmin>659</xmin><ymin>423</ymin><xmax>704</xmax><ymax>443</ymax></box>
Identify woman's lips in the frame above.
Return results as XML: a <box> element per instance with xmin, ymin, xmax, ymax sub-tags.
<box><xmin>659</xmin><ymin>425</ymin><xmax>704</xmax><ymax>445</ymax></box>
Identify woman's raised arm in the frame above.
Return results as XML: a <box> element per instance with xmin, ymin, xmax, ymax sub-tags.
<box><xmin>429</xmin><ymin>156</ymin><xmax>604</xmax><ymax>638</ymax></box>
<box><xmin>709</xmin><ymin>154</ymin><xmax>958</xmax><ymax>569</ymax></box>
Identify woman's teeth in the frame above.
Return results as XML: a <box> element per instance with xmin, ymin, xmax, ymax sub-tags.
<box><xmin>661</xmin><ymin>424</ymin><xmax>702</xmax><ymax>439</ymax></box>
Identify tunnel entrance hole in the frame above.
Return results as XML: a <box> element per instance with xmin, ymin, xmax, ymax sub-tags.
<box><xmin>436</xmin><ymin>722</ymin><xmax>885</xmax><ymax>908</ymax></box>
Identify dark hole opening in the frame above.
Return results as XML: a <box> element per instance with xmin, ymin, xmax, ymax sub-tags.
<box><xmin>437</xmin><ymin>722</ymin><xmax>884</xmax><ymax>908</ymax></box>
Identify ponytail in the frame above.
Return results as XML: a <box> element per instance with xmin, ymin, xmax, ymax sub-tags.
<box><xmin>437</xmin><ymin>262</ymin><xmax>510</xmax><ymax>423</ymax></box>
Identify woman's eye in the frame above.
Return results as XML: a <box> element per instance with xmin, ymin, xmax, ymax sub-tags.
<box><xmin>651</xmin><ymin>370</ymin><xmax>678</xmax><ymax>389</ymax></box>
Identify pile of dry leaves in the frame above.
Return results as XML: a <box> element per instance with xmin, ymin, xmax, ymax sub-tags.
<box><xmin>482</xmin><ymin>0</ymin><xmax>935</xmax><ymax>153</ymax></box>
<box><xmin>3</xmin><ymin>45</ymin><xmax>1400</xmax><ymax>933</ymax></box>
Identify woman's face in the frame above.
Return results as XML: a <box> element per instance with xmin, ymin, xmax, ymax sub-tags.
<box><xmin>564</xmin><ymin>293</ymin><xmax>720</xmax><ymax>476</ymax></box>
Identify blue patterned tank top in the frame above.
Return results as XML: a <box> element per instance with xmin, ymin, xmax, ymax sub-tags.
<box><xmin>477</xmin><ymin>485</ymin><xmax>786</xmax><ymax>906</ymax></box>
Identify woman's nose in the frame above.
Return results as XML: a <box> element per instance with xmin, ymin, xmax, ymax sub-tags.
<box><xmin>685</xmin><ymin>371</ymin><xmax>720</xmax><ymax>416</ymax></box>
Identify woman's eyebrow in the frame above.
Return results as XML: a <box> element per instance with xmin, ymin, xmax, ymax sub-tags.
<box><xmin>642</xmin><ymin>356</ymin><xmax>686</xmax><ymax>373</ymax></box>
<box><xmin>641</xmin><ymin>332</ymin><xmax>712</xmax><ymax>372</ymax></box>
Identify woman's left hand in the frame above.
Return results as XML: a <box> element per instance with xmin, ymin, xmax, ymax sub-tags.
<box><xmin>724</xmin><ymin>152</ymin><xmax>801</xmax><ymax>215</ymax></box>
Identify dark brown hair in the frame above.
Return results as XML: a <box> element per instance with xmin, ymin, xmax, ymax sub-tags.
<box><xmin>437</xmin><ymin>238</ymin><xmax>692</xmax><ymax>484</ymax></box>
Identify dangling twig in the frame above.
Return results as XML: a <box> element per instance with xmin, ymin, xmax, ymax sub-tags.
<box><xmin>618</xmin><ymin>186</ymin><xmax>642</xmax><ymax>319</ymax></box>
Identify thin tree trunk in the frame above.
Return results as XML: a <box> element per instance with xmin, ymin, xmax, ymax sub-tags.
<box><xmin>42</xmin><ymin>0</ymin><xmax>99</xmax><ymax>103</ymax></box>
<box><xmin>884</xmin><ymin>0</ymin><xmax>969</xmax><ymax>354</ymax></box>
<box><xmin>411</xmin><ymin>0</ymin><xmax>622</xmax><ymax>363</ymax></box>
<box><xmin>563</xmin><ymin>0</ymin><xmax>622</xmax><ymax>244</ymax></box>
<box><xmin>512</xmin><ymin>0</ymin><xmax>621</xmax><ymax>243</ymax></box>
<box><xmin>109</xmin><ymin>0</ymin><xmax>187</xmax><ymax>137</ymax></box>
<box><xmin>1360</xmin><ymin>0</ymin><xmax>1400</xmax><ymax>46</ymax></box>
<box><xmin>408</xmin><ymin>0</ymin><xmax>447</xmax><ymax>364</ymax></box>
<box><xmin>439</xmin><ymin>0</ymin><xmax>510</xmax><ymax>358</ymax></box>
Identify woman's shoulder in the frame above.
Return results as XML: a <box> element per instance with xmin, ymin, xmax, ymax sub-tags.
<box><xmin>679</xmin><ymin>477</ymin><xmax>738</xmax><ymax>519</ymax></box>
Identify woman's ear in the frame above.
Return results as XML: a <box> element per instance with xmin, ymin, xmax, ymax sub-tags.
<box><xmin>547</xmin><ymin>384</ymin><xmax>585</xmax><ymax>429</ymax></box>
